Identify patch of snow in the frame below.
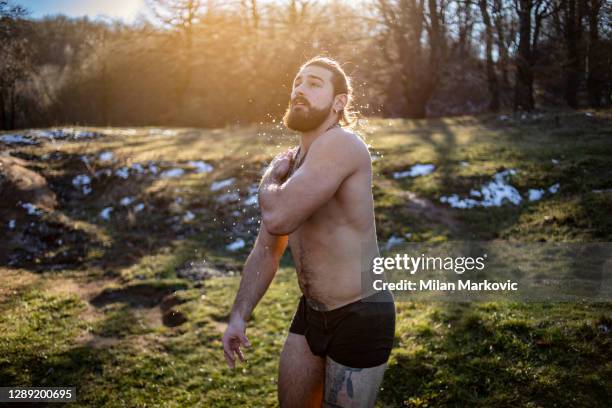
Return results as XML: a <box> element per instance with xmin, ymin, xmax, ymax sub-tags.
<box><xmin>440</xmin><ymin>169</ymin><xmax>522</xmax><ymax>208</ymax></box>
<box><xmin>99</xmin><ymin>151</ymin><xmax>114</xmax><ymax>162</ymax></box>
<box><xmin>148</xmin><ymin>163</ymin><xmax>159</xmax><ymax>175</ymax></box>
<box><xmin>385</xmin><ymin>235</ymin><xmax>405</xmax><ymax>251</ymax></box>
<box><xmin>226</xmin><ymin>238</ymin><xmax>245</xmax><ymax>251</ymax></box>
<box><xmin>134</xmin><ymin>203</ymin><xmax>145</xmax><ymax>212</ymax></box>
<box><xmin>131</xmin><ymin>163</ymin><xmax>145</xmax><ymax>174</ymax></box>
<box><xmin>160</xmin><ymin>168</ymin><xmax>185</xmax><ymax>178</ymax></box>
<box><xmin>210</xmin><ymin>178</ymin><xmax>235</xmax><ymax>191</ymax></box>
<box><xmin>216</xmin><ymin>192</ymin><xmax>240</xmax><ymax>204</ymax></box>
<box><xmin>29</xmin><ymin>128</ymin><xmax>97</xmax><ymax>140</ymax></box>
<box><xmin>72</xmin><ymin>174</ymin><xmax>92</xmax><ymax>195</ymax></box>
<box><xmin>29</xmin><ymin>130</ymin><xmax>57</xmax><ymax>139</ymax></box>
<box><xmin>548</xmin><ymin>183</ymin><xmax>560</xmax><ymax>194</ymax></box>
<box><xmin>64</xmin><ymin>128</ymin><xmax>96</xmax><ymax>139</ymax></box>
<box><xmin>81</xmin><ymin>155</ymin><xmax>90</xmax><ymax>165</ymax></box>
<box><xmin>393</xmin><ymin>164</ymin><xmax>435</xmax><ymax>179</ymax></box>
<box><xmin>148</xmin><ymin>128</ymin><xmax>177</xmax><ymax>137</ymax></box>
<box><xmin>115</xmin><ymin>167</ymin><xmax>130</xmax><ymax>179</ymax></box>
<box><xmin>247</xmin><ymin>184</ymin><xmax>259</xmax><ymax>194</ymax></box>
<box><xmin>183</xmin><ymin>211</ymin><xmax>195</xmax><ymax>222</ymax></box>
<box><xmin>95</xmin><ymin>168</ymin><xmax>112</xmax><ymax>178</ymax></box>
<box><xmin>8</xmin><ymin>219</ymin><xmax>16</xmax><ymax>229</ymax></box>
<box><xmin>439</xmin><ymin>195</ymin><xmax>478</xmax><ymax>209</ymax></box>
<box><xmin>0</xmin><ymin>134</ymin><xmax>37</xmax><ymax>145</ymax></box>
<box><xmin>585</xmin><ymin>112</ymin><xmax>594</xmax><ymax>117</ymax></box>
<box><xmin>551</xmin><ymin>159</ymin><xmax>559</xmax><ymax>165</ymax></box>
<box><xmin>100</xmin><ymin>207</ymin><xmax>113</xmax><ymax>220</ymax></box>
<box><xmin>528</xmin><ymin>189</ymin><xmax>545</xmax><ymax>201</ymax></box>
<box><xmin>188</xmin><ymin>160</ymin><xmax>213</xmax><ymax>173</ymax></box>
<box><xmin>120</xmin><ymin>196</ymin><xmax>134</xmax><ymax>206</ymax></box>
<box><xmin>22</xmin><ymin>203</ymin><xmax>42</xmax><ymax>216</ymax></box>
<box><xmin>108</xmin><ymin>129</ymin><xmax>138</xmax><ymax>136</ymax></box>
<box><xmin>244</xmin><ymin>194</ymin><xmax>258</xmax><ymax>206</ymax></box>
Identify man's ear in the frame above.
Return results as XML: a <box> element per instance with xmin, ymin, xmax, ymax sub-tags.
<box><xmin>334</xmin><ymin>94</ymin><xmax>348</xmax><ymax>112</ymax></box>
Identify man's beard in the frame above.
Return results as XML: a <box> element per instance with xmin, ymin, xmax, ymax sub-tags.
<box><xmin>283</xmin><ymin>99</ymin><xmax>333</xmax><ymax>132</ymax></box>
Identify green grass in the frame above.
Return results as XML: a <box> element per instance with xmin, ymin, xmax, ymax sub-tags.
<box><xmin>1</xmin><ymin>109</ymin><xmax>611</xmax><ymax>406</ymax></box>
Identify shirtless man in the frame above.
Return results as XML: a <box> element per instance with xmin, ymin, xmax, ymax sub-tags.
<box><xmin>222</xmin><ymin>57</ymin><xmax>396</xmax><ymax>407</ymax></box>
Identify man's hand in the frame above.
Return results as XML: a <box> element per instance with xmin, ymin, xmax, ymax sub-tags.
<box><xmin>222</xmin><ymin>318</ymin><xmax>251</xmax><ymax>369</ymax></box>
<box><xmin>266</xmin><ymin>149</ymin><xmax>295</xmax><ymax>183</ymax></box>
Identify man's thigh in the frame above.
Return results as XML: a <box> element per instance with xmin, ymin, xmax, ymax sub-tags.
<box><xmin>323</xmin><ymin>357</ymin><xmax>387</xmax><ymax>408</ymax></box>
<box><xmin>278</xmin><ymin>333</ymin><xmax>326</xmax><ymax>408</ymax></box>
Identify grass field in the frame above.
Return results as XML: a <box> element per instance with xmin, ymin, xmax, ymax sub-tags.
<box><xmin>1</xmin><ymin>110</ymin><xmax>611</xmax><ymax>407</ymax></box>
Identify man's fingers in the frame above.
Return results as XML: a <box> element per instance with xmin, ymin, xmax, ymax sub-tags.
<box><xmin>236</xmin><ymin>347</ymin><xmax>245</xmax><ymax>363</ymax></box>
<box><xmin>223</xmin><ymin>337</ymin><xmax>237</xmax><ymax>368</ymax></box>
<box><xmin>224</xmin><ymin>349</ymin><xmax>235</xmax><ymax>369</ymax></box>
<box><xmin>240</xmin><ymin>334</ymin><xmax>251</xmax><ymax>348</ymax></box>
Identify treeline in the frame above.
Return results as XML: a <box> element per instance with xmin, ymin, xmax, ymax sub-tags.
<box><xmin>1</xmin><ymin>0</ymin><xmax>610</xmax><ymax>130</ymax></box>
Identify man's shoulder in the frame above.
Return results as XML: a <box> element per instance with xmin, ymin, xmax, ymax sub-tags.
<box><xmin>315</xmin><ymin>127</ymin><xmax>369</xmax><ymax>159</ymax></box>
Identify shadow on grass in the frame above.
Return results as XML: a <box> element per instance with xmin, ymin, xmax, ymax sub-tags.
<box><xmin>380</xmin><ymin>301</ymin><xmax>611</xmax><ymax>407</ymax></box>
<box><xmin>90</xmin><ymin>281</ymin><xmax>188</xmax><ymax>309</ymax></box>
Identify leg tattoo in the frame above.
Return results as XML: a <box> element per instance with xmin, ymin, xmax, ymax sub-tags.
<box><xmin>325</xmin><ymin>361</ymin><xmax>363</xmax><ymax>405</ymax></box>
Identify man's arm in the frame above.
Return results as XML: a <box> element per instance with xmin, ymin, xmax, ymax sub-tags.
<box><xmin>229</xmin><ymin>226</ymin><xmax>288</xmax><ymax>322</ymax></box>
<box><xmin>259</xmin><ymin>129</ymin><xmax>367</xmax><ymax>235</ymax></box>
<box><xmin>222</xmin><ymin>224</ymin><xmax>288</xmax><ymax>368</ymax></box>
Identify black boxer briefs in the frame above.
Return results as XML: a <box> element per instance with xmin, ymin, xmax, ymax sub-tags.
<box><xmin>288</xmin><ymin>289</ymin><xmax>396</xmax><ymax>368</ymax></box>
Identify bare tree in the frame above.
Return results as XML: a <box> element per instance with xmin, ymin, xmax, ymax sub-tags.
<box><xmin>585</xmin><ymin>0</ymin><xmax>604</xmax><ymax>107</ymax></box>
<box><xmin>513</xmin><ymin>0</ymin><xmax>554</xmax><ymax>111</ymax></box>
<box><xmin>376</xmin><ymin>0</ymin><xmax>447</xmax><ymax>118</ymax></box>
<box><xmin>0</xmin><ymin>1</ymin><xmax>32</xmax><ymax>129</ymax></box>
<box><xmin>560</xmin><ymin>0</ymin><xmax>585</xmax><ymax>108</ymax></box>
<box><xmin>479</xmin><ymin>0</ymin><xmax>501</xmax><ymax>111</ymax></box>
<box><xmin>492</xmin><ymin>0</ymin><xmax>516</xmax><ymax>97</ymax></box>
<box><xmin>146</xmin><ymin>0</ymin><xmax>203</xmax><ymax>114</ymax></box>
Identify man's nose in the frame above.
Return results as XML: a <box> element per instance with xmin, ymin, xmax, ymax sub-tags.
<box><xmin>293</xmin><ymin>83</ymin><xmax>306</xmax><ymax>96</ymax></box>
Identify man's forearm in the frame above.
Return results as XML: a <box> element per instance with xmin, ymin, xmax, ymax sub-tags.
<box><xmin>258</xmin><ymin>170</ymin><xmax>282</xmax><ymax>214</ymax></box>
<box><xmin>229</xmin><ymin>245</ymin><xmax>279</xmax><ymax>323</ymax></box>
<box><xmin>258</xmin><ymin>172</ymin><xmax>290</xmax><ymax>235</ymax></box>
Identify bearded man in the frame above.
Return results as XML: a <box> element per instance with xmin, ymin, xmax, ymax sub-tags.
<box><xmin>222</xmin><ymin>57</ymin><xmax>396</xmax><ymax>408</ymax></box>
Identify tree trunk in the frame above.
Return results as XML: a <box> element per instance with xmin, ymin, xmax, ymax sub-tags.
<box><xmin>0</xmin><ymin>87</ymin><xmax>6</xmax><ymax>130</ymax></box>
<box><xmin>479</xmin><ymin>0</ymin><xmax>500</xmax><ymax>112</ymax></box>
<box><xmin>9</xmin><ymin>84</ymin><xmax>16</xmax><ymax>130</ymax></box>
<box><xmin>564</xmin><ymin>0</ymin><xmax>583</xmax><ymax>108</ymax></box>
<box><xmin>514</xmin><ymin>0</ymin><xmax>535</xmax><ymax>111</ymax></box>
<box><xmin>586</xmin><ymin>0</ymin><xmax>602</xmax><ymax>107</ymax></box>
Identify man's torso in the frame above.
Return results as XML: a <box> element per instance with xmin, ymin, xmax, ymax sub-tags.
<box><xmin>287</xmin><ymin>133</ymin><xmax>380</xmax><ymax>311</ymax></box>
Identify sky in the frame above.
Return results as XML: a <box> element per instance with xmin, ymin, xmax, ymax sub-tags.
<box><xmin>17</xmin><ymin>0</ymin><xmax>147</xmax><ymax>22</ymax></box>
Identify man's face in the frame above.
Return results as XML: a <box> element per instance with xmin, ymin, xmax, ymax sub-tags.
<box><xmin>283</xmin><ymin>65</ymin><xmax>335</xmax><ymax>132</ymax></box>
